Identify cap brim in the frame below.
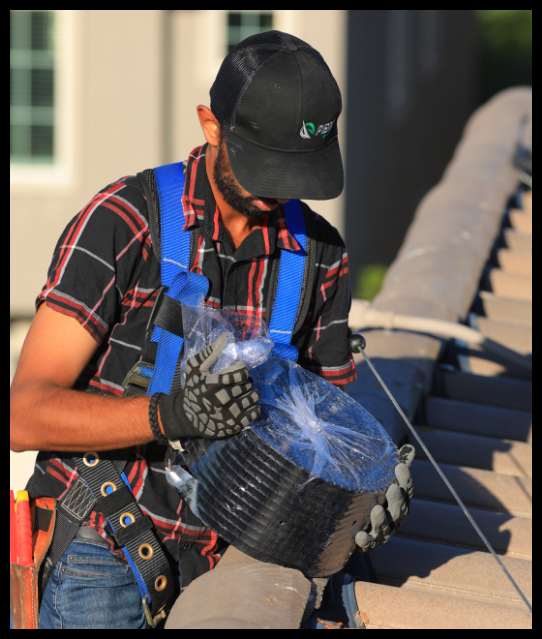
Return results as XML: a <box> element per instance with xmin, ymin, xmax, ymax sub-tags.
<box><xmin>223</xmin><ymin>130</ymin><xmax>344</xmax><ymax>201</ymax></box>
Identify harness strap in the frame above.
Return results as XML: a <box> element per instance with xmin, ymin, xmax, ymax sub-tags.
<box><xmin>45</xmin><ymin>451</ymin><xmax>130</xmax><ymax>570</ymax></box>
<box><xmin>154</xmin><ymin>295</ymin><xmax>185</xmax><ymax>338</ymax></box>
<box><xmin>155</xmin><ymin>162</ymin><xmax>191</xmax><ymax>287</ymax></box>
<box><xmin>147</xmin><ymin>163</ymin><xmax>209</xmax><ymax>396</ymax></box>
<box><xmin>108</xmin><ymin>515</ymin><xmax>154</xmax><ymax>547</ymax></box>
<box><xmin>44</xmin><ymin>450</ymin><xmax>174</xmax><ymax>621</ymax></box>
<box><xmin>72</xmin><ymin>452</ymin><xmax>174</xmax><ymax>618</ymax></box>
<box><xmin>45</xmin><ymin>482</ymin><xmax>95</xmax><ymax>576</ymax></box>
<box><xmin>268</xmin><ymin>199</ymin><xmax>308</xmax><ymax>361</ymax></box>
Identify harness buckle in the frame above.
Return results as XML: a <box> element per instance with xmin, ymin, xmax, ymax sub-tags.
<box><xmin>121</xmin><ymin>285</ymin><xmax>170</xmax><ymax>391</ymax></box>
<box><xmin>122</xmin><ymin>361</ymin><xmax>155</xmax><ymax>390</ymax></box>
<box><xmin>145</xmin><ymin>285</ymin><xmax>169</xmax><ymax>342</ymax></box>
<box><xmin>142</xmin><ymin>595</ymin><xmax>167</xmax><ymax>629</ymax></box>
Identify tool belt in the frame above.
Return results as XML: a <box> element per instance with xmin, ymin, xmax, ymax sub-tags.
<box><xmin>10</xmin><ymin>497</ymin><xmax>56</xmax><ymax>630</ymax></box>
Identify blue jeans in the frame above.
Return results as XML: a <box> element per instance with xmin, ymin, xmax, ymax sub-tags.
<box><xmin>39</xmin><ymin>539</ymin><xmax>148</xmax><ymax>629</ymax></box>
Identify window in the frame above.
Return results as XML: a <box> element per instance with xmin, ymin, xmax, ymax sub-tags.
<box><xmin>10</xmin><ymin>10</ymin><xmax>55</xmax><ymax>164</ymax></box>
<box><xmin>206</xmin><ymin>10</ymin><xmax>289</xmax><ymax>82</ymax></box>
<box><xmin>227</xmin><ymin>12</ymin><xmax>273</xmax><ymax>54</ymax></box>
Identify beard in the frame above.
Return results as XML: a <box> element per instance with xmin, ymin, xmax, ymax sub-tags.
<box><xmin>213</xmin><ymin>135</ymin><xmax>278</xmax><ymax>218</ymax></box>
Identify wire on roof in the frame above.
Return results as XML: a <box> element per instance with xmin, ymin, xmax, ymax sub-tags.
<box><xmin>359</xmin><ymin>346</ymin><xmax>533</xmax><ymax>615</ymax></box>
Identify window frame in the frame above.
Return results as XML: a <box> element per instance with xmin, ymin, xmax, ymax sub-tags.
<box><xmin>10</xmin><ymin>9</ymin><xmax>75</xmax><ymax>186</ymax></box>
<box><xmin>226</xmin><ymin>11</ymin><xmax>274</xmax><ymax>54</ymax></box>
<box><xmin>205</xmin><ymin>10</ymin><xmax>293</xmax><ymax>81</ymax></box>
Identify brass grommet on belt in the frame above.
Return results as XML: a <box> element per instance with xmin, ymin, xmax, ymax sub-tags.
<box><xmin>101</xmin><ymin>482</ymin><xmax>117</xmax><ymax>497</ymax></box>
<box><xmin>139</xmin><ymin>543</ymin><xmax>154</xmax><ymax>560</ymax></box>
<box><xmin>120</xmin><ymin>512</ymin><xmax>136</xmax><ymax>528</ymax></box>
<box><xmin>83</xmin><ymin>452</ymin><xmax>100</xmax><ymax>467</ymax></box>
<box><xmin>155</xmin><ymin>575</ymin><xmax>168</xmax><ymax>592</ymax></box>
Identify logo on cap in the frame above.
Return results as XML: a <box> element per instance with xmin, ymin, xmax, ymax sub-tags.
<box><xmin>300</xmin><ymin>120</ymin><xmax>335</xmax><ymax>140</ymax></box>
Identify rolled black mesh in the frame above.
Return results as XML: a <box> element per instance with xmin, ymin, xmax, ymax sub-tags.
<box><xmin>210</xmin><ymin>30</ymin><xmax>332</xmax><ymax>130</ymax></box>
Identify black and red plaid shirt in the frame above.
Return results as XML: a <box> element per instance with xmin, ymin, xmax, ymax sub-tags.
<box><xmin>29</xmin><ymin>144</ymin><xmax>355</xmax><ymax>587</ymax></box>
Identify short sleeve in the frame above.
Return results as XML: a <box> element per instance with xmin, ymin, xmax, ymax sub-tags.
<box><xmin>295</xmin><ymin>208</ymin><xmax>356</xmax><ymax>386</ymax></box>
<box><xmin>36</xmin><ymin>177</ymin><xmax>151</xmax><ymax>344</ymax></box>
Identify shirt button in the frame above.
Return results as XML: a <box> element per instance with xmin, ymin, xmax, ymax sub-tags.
<box><xmin>180</xmin><ymin>542</ymin><xmax>189</xmax><ymax>551</ymax></box>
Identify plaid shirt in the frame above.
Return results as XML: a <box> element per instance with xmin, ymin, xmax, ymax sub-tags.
<box><xmin>30</xmin><ymin>145</ymin><xmax>355</xmax><ymax>587</ymax></box>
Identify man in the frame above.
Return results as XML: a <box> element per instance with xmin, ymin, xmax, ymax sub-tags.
<box><xmin>10</xmin><ymin>31</ymin><xmax>412</xmax><ymax>629</ymax></box>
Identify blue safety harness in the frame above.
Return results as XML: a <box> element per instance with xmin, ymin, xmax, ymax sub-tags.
<box><xmin>142</xmin><ymin>161</ymin><xmax>308</xmax><ymax>397</ymax></box>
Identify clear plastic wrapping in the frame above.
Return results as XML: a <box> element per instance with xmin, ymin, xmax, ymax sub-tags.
<box><xmin>174</xmin><ymin>302</ymin><xmax>398</xmax><ymax>493</ymax></box>
<box><xmin>179</xmin><ymin>303</ymin><xmax>274</xmax><ymax>386</ymax></box>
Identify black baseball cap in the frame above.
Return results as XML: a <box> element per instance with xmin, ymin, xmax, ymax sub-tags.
<box><xmin>210</xmin><ymin>30</ymin><xmax>344</xmax><ymax>201</ymax></box>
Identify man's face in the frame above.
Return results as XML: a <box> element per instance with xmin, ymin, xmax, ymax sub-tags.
<box><xmin>213</xmin><ymin>132</ymin><xmax>283</xmax><ymax>218</ymax></box>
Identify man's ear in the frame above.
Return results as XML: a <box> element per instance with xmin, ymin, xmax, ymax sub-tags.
<box><xmin>197</xmin><ymin>106</ymin><xmax>221</xmax><ymax>147</ymax></box>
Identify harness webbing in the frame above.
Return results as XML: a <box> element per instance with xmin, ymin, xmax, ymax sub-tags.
<box><xmin>154</xmin><ymin>162</ymin><xmax>191</xmax><ymax>286</ymax></box>
<box><xmin>43</xmin><ymin>451</ymin><xmax>174</xmax><ymax>622</ymax></box>
<box><xmin>268</xmin><ymin>199</ymin><xmax>307</xmax><ymax>362</ymax></box>
<box><xmin>148</xmin><ymin>164</ymin><xmax>209</xmax><ymax>396</ymax></box>
<box><xmin>46</xmin><ymin>453</ymin><xmax>130</xmax><ymax>571</ymax></box>
<box><xmin>73</xmin><ymin>453</ymin><xmax>174</xmax><ymax>615</ymax></box>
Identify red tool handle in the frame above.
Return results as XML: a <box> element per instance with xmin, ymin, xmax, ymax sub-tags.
<box><xmin>15</xmin><ymin>491</ymin><xmax>34</xmax><ymax>567</ymax></box>
<box><xmin>10</xmin><ymin>490</ymin><xmax>18</xmax><ymax>564</ymax></box>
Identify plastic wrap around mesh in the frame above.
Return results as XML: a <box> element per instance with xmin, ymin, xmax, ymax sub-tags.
<box><xmin>167</xmin><ymin>304</ymin><xmax>398</xmax><ymax>577</ymax></box>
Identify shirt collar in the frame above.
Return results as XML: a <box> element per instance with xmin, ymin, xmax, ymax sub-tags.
<box><xmin>274</xmin><ymin>206</ymin><xmax>302</xmax><ymax>253</ymax></box>
<box><xmin>182</xmin><ymin>144</ymin><xmax>302</xmax><ymax>255</ymax></box>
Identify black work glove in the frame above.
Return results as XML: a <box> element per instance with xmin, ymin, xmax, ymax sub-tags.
<box><xmin>355</xmin><ymin>444</ymin><xmax>415</xmax><ymax>552</ymax></box>
<box><xmin>158</xmin><ymin>333</ymin><xmax>261</xmax><ymax>444</ymax></box>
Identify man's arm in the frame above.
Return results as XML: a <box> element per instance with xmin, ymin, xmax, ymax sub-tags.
<box><xmin>10</xmin><ymin>305</ymin><xmax>155</xmax><ymax>453</ymax></box>
<box><xmin>296</xmin><ymin>211</ymin><xmax>356</xmax><ymax>387</ymax></box>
